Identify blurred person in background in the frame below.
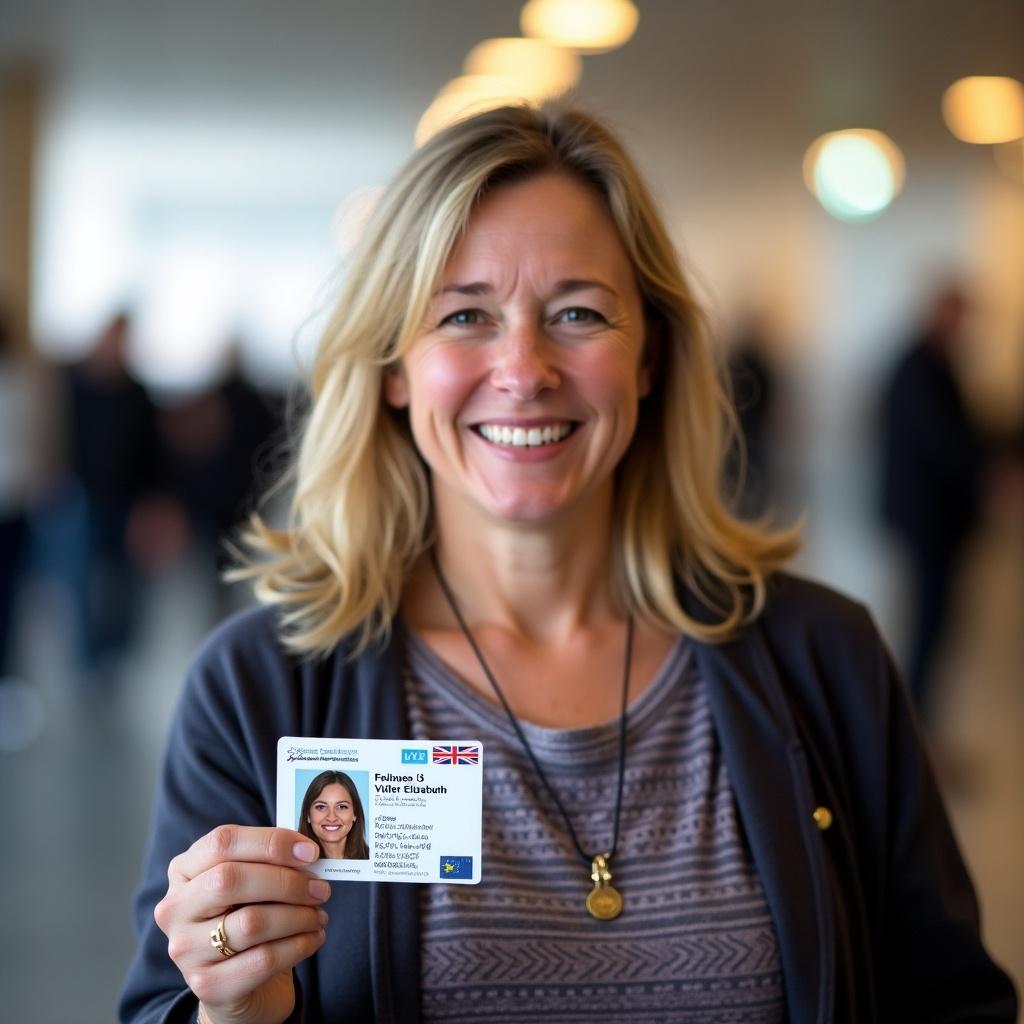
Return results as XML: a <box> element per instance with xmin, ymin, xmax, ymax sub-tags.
<box><xmin>157</xmin><ymin>342</ymin><xmax>282</xmax><ymax>613</ymax></box>
<box><xmin>880</xmin><ymin>285</ymin><xmax>989</xmax><ymax>718</ymax></box>
<box><xmin>120</xmin><ymin>107</ymin><xmax>1016</xmax><ymax>1024</ymax></box>
<box><xmin>61</xmin><ymin>310</ymin><xmax>163</xmax><ymax>684</ymax></box>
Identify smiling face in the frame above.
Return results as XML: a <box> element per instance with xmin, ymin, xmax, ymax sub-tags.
<box><xmin>384</xmin><ymin>172</ymin><xmax>649</xmax><ymax>528</ymax></box>
<box><xmin>307</xmin><ymin>782</ymin><xmax>357</xmax><ymax>857</ymax></box>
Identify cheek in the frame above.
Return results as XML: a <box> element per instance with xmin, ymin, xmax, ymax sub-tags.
<box><xmin>578</xmin><ymin>351</ymin><xmax>645</xmax><ymax>409</ymax></box>
<box><xmin>408</xmin><ymin>351</ymin><xmax>481</xmax><ymax>424</ymax></box>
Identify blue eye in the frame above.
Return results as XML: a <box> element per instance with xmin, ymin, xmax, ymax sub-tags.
<box><xmin>441</xmin><ymin>309</ymin><xmax>483</xmax><ymax>326</ymax></box>
<box><xmin>560</xmin><ymin>307</ymin><xmax>605</xmax><ymax>323</ymax></box>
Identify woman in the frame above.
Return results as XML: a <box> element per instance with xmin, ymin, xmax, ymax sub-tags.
<box><xmin>298</xmin><ymin>771</ymin><xmax>369</xmax><ymax>860</ymax></box>
<box><xmin>120</xmin><ymin>105</ymin><xmax>1016</xmax><ymax>1024</ymax></box>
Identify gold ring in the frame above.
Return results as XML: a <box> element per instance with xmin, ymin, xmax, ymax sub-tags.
<box><xmin>210</xmin><ymin>914</ymin><xmax>236</xmax><ymax>958</ymax></box>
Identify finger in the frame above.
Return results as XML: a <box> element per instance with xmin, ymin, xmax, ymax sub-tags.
<box><xmin>208</xmin><ymin>905</ymin><xmax>328</xmax><ymax>960</ymax></box>
<box><xmin>154</xmin><ymin>864</ymin><xmax>330</xmax><ymax>943</ymax></box>
<box><xmin>189</xmin><ymin>862</ymin><xmax>331</xmax><ymax>921</ymax></box>
<box><xmin>169</xmin><ymin>826</ymin><xmax>318</xmax><ymax>886</ymax></box>
<box><xmin>187</xmin><ymin>928</ymin><xmax>327</xmax><ymax>1009</ymax></box>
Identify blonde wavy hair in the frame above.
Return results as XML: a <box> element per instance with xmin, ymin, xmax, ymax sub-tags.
<box><xmin>236</xmin><ymin>104</ymin><xmax>799</xmax><ymax>656</ymax></box>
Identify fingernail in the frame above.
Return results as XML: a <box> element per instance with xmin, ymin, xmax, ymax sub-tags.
<box><xmin>309</xmin><ymin>879</ymin><xmax>331</xmax><ymax>901</ymax></box>
<box><xmin>293</xmin><ymin>842</ymin><xmax>318</xmax><ymax>863</ymax></box>
<box><xmin>317</xmin><ymin>909</ymin><xmax>329</xmax><ymax>927</ymax></box>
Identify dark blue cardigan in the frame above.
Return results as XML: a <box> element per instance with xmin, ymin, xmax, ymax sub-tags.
<box><xmin>119</xmin><ymin>574</ymin><xmax>1017</xmax><ymax>1023</ymax></box>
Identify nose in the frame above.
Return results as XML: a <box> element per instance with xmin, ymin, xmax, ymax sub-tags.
<box><xmin>489</xmin><ymin>322</ymin><xmax>560</xmax><ymax>400</ymax></box>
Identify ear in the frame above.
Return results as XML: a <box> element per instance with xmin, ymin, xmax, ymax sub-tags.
<box><xmin>383</xmin><ymin>365</ymin><xmax>410</xmax><ymax>408</ymax></box>
<box><xmin>638</xmin><ymin>315</ymin><xmax>664</xmax><ymax>399</ymax></box>
<box><xmin>638</xmin><ymin>361</ymin><xmax>652</xmax><ymax>398</ymax></box>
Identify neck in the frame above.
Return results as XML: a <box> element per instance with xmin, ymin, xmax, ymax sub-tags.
<box><xmin>322</xmin><ymin>836</ymin><xmax>348</xmax><ymax>859</ymax></box>
<box><xmin>420</xmin><ymin>484</ymin><xmax>619</xmax><ymax>642</ymax></box>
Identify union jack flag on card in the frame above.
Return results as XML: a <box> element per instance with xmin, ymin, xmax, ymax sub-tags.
<box><xmin>432</xmin><ymin>744</ymin><xmax>480</xmax><ymax>765</ymax></box>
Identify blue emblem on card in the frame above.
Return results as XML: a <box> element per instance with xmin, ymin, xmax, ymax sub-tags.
<box><xmin>401</xmin><ymin>748</ymin><xmax>428</xmax><ymax>764</ymax></box>
<box><xmin>440</xmin><ymin>856</ymin><xmax>473</xmax><ymax>880</ymax></box>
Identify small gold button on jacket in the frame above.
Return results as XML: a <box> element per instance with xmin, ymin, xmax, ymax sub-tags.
<box><xmin>812</xmin><ymin>806</ymin><xmax>833</xmax><ymax>831</ymax></box>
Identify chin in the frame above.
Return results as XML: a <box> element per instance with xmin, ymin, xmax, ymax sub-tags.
<box><xmin>493</xmin><ymin>493</ymin><xmax>598</xmax><ymax>526</ymax></box>
<box><xmin>476</xmin><ymin>484</ymin><xmax>579</xmax><ymax>522</ymax></box>
<box><xmin>487</xmin><ymin>504</ymin><xmax>567</xmax><ymax>525</ymax></box>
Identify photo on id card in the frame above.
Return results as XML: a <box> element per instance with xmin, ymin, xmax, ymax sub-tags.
<box><xmin>276</xmin><ymin>737</ymin><xmax>483</xmax><ymax>884</ymax></box>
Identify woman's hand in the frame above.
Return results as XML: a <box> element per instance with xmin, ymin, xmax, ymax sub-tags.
<box><xmin>154</xmin><ymin>825</ymin><xmax>329</xmax><ymax>1024</ymax></box>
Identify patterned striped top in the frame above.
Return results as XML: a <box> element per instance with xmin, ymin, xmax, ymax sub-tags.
<box><xmin>403</xmin><ymin>630</ymin><xmax>786</xmax><ymax>1023</ymax></box>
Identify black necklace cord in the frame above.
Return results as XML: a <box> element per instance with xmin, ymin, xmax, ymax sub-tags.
<box><xmin>429</xmin><ymin>547</ymin><xmax>633</xmax><ymax>868</ymax></box>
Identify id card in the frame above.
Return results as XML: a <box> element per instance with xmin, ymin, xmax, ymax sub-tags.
<box><xmin>276</xmin><ymin>736</ymin><xmax>483</xmax><ymax>884</ymax></box>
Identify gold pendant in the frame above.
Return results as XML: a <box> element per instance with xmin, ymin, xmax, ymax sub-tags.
<box><xmin>586</xmin><ymin>853</ymin><xmax>623</xmax><ymax>920</ymax></box>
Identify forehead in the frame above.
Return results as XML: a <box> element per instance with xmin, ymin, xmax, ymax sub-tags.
<box><xmin>442</xmin><ymin>172</ymin><xmax>634</xmax><ymax>281</ymax></box>
<box><xmin>316</xmin><ymin>783</ymin><xmax>352</xmax><ymax>802</ymax></box>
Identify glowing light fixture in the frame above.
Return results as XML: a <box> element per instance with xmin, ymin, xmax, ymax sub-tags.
<box><xmin>942</xmin><ymin>76</ymin><xmax>1024</xmax><ymax>144</ymax></box>
<box><xmin>415</xmin><ymin>75</ymin><xmax>526</xmax><ymax>147</ymax></box>
<box><xmin>803</xmin><ymin>129</ymin><xmax>905</xmax><ymax>223</ymax></box>
<box><xmin>993</xmin><ymin>138</ymin><xmax>1024</xmax><ymax>183</ymax></box>
<box><xmin>520</xmin><ymin>0</ymin><xmax>639</xmax><ymax>54</ymax></box>
<box><xmin>465</xmin><ymin>37</ymin><xmax>581</xmax><ymax>101</ymax></box>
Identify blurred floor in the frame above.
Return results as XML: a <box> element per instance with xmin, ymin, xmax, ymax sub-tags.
<box><xmin>0</xmin><ymin>558</ymin><xmax>215</xmax><ymax>1023</ymax></box>
<box><xmin>0</xmin><ymin>532</ymin><xmax>1021</xmax><ymax>1022</ymax></box>
<box><xmin>933</xmin><ymin>525</ymin><xmax>1024</xmax><ymax>1003</ymax></box>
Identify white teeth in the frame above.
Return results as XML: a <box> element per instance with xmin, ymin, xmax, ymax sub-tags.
<box><xmin>478</xmin><ymin>423</ymin><xmax>572</xmax><ymax>448</ymax></box>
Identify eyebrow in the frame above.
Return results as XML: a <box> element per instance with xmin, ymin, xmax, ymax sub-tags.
<box><xmin>438</xmin><ymin>281</ymin><xmax>491</xmax><ymax>296</ymax></box>
<box><xmin>436</xmin><ymin>278</ymin><xmax>617</xmax><ymax>298</ymax></box>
